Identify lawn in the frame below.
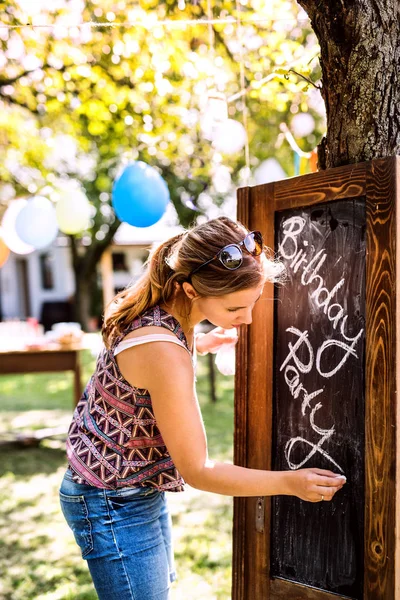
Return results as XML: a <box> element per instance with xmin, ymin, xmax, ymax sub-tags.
<box><xmin>0</xmin><ymin>344</ymin><xmax>235</xmax><ymax>600</ymax></box>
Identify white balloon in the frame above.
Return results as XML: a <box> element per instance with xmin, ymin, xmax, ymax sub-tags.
<box><xmin>254</xmin><ymin>158</ymin><xmax>287</xmax><ymax>185</ymax></box>
<box><xmin>200</xmin><ymin>94</ymin><xmax>228</xmax><ymax>142</ymax></box>
<box><xmin>1</xmin><ymin>199</ymin><xmax>35</xmax><ymax>255</ymax></box>
<box><xmin>56</xmin><ymin>189</ymin><xmax>91</xmax><ymax>234</ymax></box>
<box><xmin>212</xmin><ymin>165</ymin><xmax>232</xmax><ymax>194</ymax></box>
<box><xmin>15</xmin><ymin>196</ymin><xmax>58</xmax><ymax>249</ymax></box>
<box><xmin>206</xmin><ymin>92</ymin><xmax>228</xmax><ymax>123</ymax></box>
<box><xmin>212</xmin><ymin>119</ymin><xmax>247</xmax><ymax>154</ymax></box>
<box><xmin>200</xmin><ymin>112</ymin><xmax>216</xmax><ymax>141</ymax></box>
<box><xmin>291</xmin><ymin>112</ymin><xmax>315</xmax><ymax>137</ymax></box>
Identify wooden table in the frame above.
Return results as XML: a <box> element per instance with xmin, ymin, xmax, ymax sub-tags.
<box><xmin>0</xmin><ymin>345</ymin><xmax>83</xmax><ymax>407</ymax></box>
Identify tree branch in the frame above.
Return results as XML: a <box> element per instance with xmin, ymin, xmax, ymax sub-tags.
<box><xmin>81</xmin><ymin>216</ymin><xmax>122</xmax><ymax>276</ymax></box>
<box><xmin>288</xmin><ymin>69</ymin><xmax>321</xmax><ymax>89</ymax></box>
<box><xmin>69</xmin><ymin>235</ymin><xmax>80</xmax><ymax>270</ymax></box>
<box><xmin>195</xmin><ymin>3</ymin><xmax>236</xmax><ymax>64</ymax></box>
<box><xmin>0</xmin><ymin>62</ymin><xmax>69</xmax><ymax>87</ymax></box>
<box><xmin>91</xmin><ymin>60</ymin><xmax>136</xmax><ymax>89</ymax></box>
<box><xmin>0</xmin><ymin>92</ymin><xmax>40</xmax><ymax>114</ymax></box>
<box><xmin>0</xmin><ymin>68</ymin><xmax>40</xmax><ymax>87</ymax></box>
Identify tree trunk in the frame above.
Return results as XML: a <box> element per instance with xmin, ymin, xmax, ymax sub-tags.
<box><xmin>298</xmin><ymin>0</ymin><xmax>400</xmax><ymax>169</ymax></box>
<box><xmin>69</xmin><ymin>218</ymin><xmax>121</xmax><ymax>331</ymax></box>
<box><xmin>74</xmin><ymin>270</ymin><xmax>96</xmax><ymax>332</ymax></box>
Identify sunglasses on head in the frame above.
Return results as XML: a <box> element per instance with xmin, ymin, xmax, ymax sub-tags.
<box><xmin>189</xmin><ymin>230</ymin><xmax>264</xmax><ymax>278</ymax></box>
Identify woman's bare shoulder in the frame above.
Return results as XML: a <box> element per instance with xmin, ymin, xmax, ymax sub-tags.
<box><xmin>122</xmin><ymin>325</ymin><xmax>177</xmax><ymax>341</ymax></box>
<box><xmin>116</xmin><ymin>330</ymin><xmax>192</xmax><ymax>390</ymax></box>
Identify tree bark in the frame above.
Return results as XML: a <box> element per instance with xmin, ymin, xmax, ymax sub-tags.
<box><xmin>297</xmin><ymin>0</ymin><xmax>400</xmax><ymax>169</ymax></box>
<box><xmin>69</xmin><ymin>217</ymin><xmax>121</xmax><ymax>331</ymax></box>
<box><xmin>74</xmin><ymin>273</ymin><xmax>94</xmax><ymax>332</ymax></box>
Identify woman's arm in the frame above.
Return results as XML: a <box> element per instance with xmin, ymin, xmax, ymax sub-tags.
<box><xmin>117</xmin><ymin>342</ymin><xmax>346</xmax><ymax>501</ymax></box>
<box><xmin>195</xmin><ymin>327</ymin><xmax>238</xmax><ymax>356</ymax></box>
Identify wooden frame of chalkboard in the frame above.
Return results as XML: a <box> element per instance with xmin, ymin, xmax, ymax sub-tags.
<box><xmin>232</xmin><ymin>157</ymin><xmax>400</xmax><ymax>600</ymax></box>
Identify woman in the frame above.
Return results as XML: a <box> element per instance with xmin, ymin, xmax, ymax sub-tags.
<box><xmin>60</xmin><ymin>216</ymin><xmax>345</xmax><ymax>600</ymax></box>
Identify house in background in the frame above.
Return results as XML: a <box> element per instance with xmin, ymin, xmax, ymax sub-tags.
<box><xmin>0</xmin><ymin>209</ymin><xmax>183</xmax><ymax>327</ymax></box>
<box><xmin>0</xmin><ymin>241</ymin><xmax>75</xmax><ymax>323</ymax></box>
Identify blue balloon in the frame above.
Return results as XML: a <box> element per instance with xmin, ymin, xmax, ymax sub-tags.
<box><xmin>112</xmin><ymin>161</ymin><xmax>170</xmax><ymax>227</ymax></box>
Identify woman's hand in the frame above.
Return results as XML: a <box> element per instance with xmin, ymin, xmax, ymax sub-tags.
<box><xmin>284</xmin><ymin>468</ymin><xmax>346</xmax><ymax>502</ymax></box>
<box><xmin>196</xmin><ymin>327</ymin><xmax>238</xmax><ymax>356</ymax></box>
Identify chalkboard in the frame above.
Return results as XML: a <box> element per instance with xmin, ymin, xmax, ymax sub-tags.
<box><xmin>271</xmin><ymin>198</ymin><xmax>366</xmax><ymax>598</ymax></box>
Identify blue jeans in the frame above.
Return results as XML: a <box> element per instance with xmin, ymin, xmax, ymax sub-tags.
<box><xmin>59</xmin><ymin>470</ymin><xmax>176</xmax><ymax>600</ymax></box>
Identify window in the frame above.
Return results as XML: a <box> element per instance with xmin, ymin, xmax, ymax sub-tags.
<box><xmin>112</xmin><ymin>252</ymin><xmax>128</xmax><ymax>272</ymax></box>
<box><xmin>40</xmin><ymin>253</ymin><xmax>55</xmax><ymax>290</ymax></box>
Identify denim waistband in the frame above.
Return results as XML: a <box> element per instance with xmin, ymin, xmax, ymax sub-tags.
<box><xmin>63</xmin><ymin>468</ymin><xmax>159</xmax><ymax>497</ymax></box>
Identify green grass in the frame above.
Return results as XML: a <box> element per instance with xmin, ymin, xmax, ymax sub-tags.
<box><xmin>0</xmin><ymin>345</ymin><xmax>234</xmax><ymax>600</ymax></box>
<box><xmin>0</xmin><ymin>350</ymin><xmax>96</xmax><ymax>412</ymax></box>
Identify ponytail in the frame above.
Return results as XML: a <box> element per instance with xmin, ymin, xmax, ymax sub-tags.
<box><xmin>102</xmin><ymin>232</ymin><xmax>186</xmax><ymax>348</ymax></box>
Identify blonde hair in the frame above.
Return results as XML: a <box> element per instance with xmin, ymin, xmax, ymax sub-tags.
<box><xmin>102</xmin><ymin>216</ymin><xmax>283</xmax><ymax>347</ymax></box>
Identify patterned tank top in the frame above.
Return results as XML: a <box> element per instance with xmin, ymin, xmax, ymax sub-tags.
<box><xmin>66</xmin><ymin>305</ymin><xmax>192</xmax><ymax>492</ymax></box>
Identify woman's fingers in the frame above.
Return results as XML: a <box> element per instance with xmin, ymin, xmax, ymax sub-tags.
<box><xmin>313</xmin><ymin>485</ymin><xmax>342</xmax><ymax>500</ymax></box>
<box><xmin>294</xmin><ymin>468</ymin><xmax>347</xmax><ymax>502</ymax></box>
<box><xmin>203</xmin><ymin>328</ymin><xmax>238</xmax><ymax>353</ymax></box>
<box><xmin>312</xmin><ymin>467</ymin><xmax>346</xmax><ymax>479</ymax></box>
<box><xmin>312</xmin><ymin>474</ymin><xmax>346</xmax><ymax>501</ymax></box>
<box><xmin>213</xmin><ymin>328</ymin><xmax>238</xmax><ymax>342</ymax></box>
<box><xmin>315</xmin><ymin>476</ymin><xmax>346</xmax><ymax>488</ymax></box>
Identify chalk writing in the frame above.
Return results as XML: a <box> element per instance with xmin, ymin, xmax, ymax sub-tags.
<box><xmin>278</xmin><ymin>216</ymin><xmax>364</xmax><ymax>471</ymax></box>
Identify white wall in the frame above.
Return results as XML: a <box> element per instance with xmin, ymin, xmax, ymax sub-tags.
<box><xmin>0</xmin><ymin>245</ymin><xmax>75</xmax><ymax>321</ymax></box>
<box><xmin>1</xmin><ymin>253</ymin><xmax>21</xmax><ymax>319</ymax></box>
<box><xmin>30</xmin><ymin>245</ymin><xmax>75</xmax><ymax>320</ymax></box>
